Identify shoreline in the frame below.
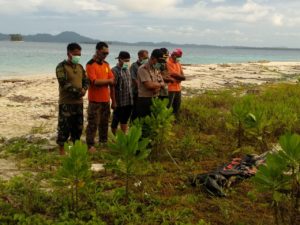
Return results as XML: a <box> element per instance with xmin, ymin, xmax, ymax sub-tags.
<box><xmin>0</xmin><ymin>61</ymin><xmax>300</xmax><ymax>139</ymax></box>
<box><xmin>1</xmin><ymin>60</ymin><xmax>300</xmax><ymax>79</ymax></box>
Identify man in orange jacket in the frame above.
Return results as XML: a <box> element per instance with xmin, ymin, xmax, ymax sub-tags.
<box><xmin>166</xmin><ymin>48</ymin><xmax>185</xmax><ymax>118</ymax></box>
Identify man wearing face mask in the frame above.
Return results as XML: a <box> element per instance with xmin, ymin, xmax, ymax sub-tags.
<box><xmin>55</xmin><ymin>43</ymin><xmax>89</xmax><ymax>155</ymax></box>
<box><xmin>167</xmin><ymin>48</ymin><xmax>185</xmax><ymax>118</ymax></box>
<box><xmin>136</xmin><ymin>49</ymin><xmax>165</xmax><ymax>119</ymax></box>
<box><xmin>111</xmin><ymin>51</ymin><xmax>133</xmax><ymax>134</ymax></box>
<box><xmin>86</xmin><ymin>42</ymin><xmax>115</xmax><ymax>152</ymax></box>
<box><xmin>130</xmin><ymin>49</ymin><xmax>149</xmax><ymax>121</ymax></box>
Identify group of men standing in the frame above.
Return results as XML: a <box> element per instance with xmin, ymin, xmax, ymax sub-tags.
<box><xmin>55</xmin><ymin>42</ymin><xmax>185</xmax><ymax>154</ymax></box>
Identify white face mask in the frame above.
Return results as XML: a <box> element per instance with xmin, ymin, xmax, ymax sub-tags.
<box><xmin>71</xmin><ymin>55</ymin><xmax>81</xmax><ymax>64</ymax></box>
<box><xmin>122</xmin><ymin>62</ymin><xmax>130</xmax><ymax>69</ymax></box>
<box><xmin>140</xmin><ymin>59</ymin><xmax>148</xmax><ymax>64</ymax></box>
<box><xmin>176</xmin><ymin>57</ymin><xmax>181</xmax><ymax>62</ymax></box>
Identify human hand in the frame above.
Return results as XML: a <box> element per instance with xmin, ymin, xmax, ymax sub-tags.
<box><xmin>108</xmin><ymin>79</ymin><xmax>115</xmax><ymax>85</ymax></box>
<box><xmin>111</xmin><ymin>101</ymin><xmax>117</xmax><ymax>110</ymax></box>
<box><xmin>80</xmin><ymin>88</ymin><xmax>86</xmax><ymax>96</ymax></box>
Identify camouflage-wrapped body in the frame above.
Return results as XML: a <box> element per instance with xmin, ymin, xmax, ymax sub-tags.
<box><xmin>56</xmin><ymin>104</ymin><xmax>83</xmax><ymax>146</ymax></box>
<box><xmin>55</xmin><ymin>60</ymin><xmax>89</xmax><ymax>146</ymax></box>
<box><xmin>86</xmin><ymin>102</ymin><xmax>110</xmax><ymax>146</ymax></box>
<box><xmin>56</xmin><ymin>60</ymin><xmax>89</xmax><ymax>104</ymax></box>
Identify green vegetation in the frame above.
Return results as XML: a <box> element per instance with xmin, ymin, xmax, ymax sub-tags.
<box><xmin>56</xmin><ymin>141</ymin><xmax>91</xmax><ymax>217</ymax></box>
<box><xmin>253</xmin><ymin>133</ymin><xmax>300</xmax><ymax>225</ymax></box>
<box><xmin>106</xmin><ymin>126</ymin><xmax>150</xmax><ymax>200</ymax></box>
<box><xmin>0</xmin><ymin>83</ymin><xmax>300</xmax><ymax>224</ymax></box>
<box><xmin>138</xmin><ymin>98</ymin><xmax>175</xmax><ymax>159</ymax></box>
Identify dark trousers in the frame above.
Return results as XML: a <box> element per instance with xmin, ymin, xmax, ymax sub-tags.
<box><xmin>130</xmin><ymin>93</ymin><xmax>138</xmax><ymax>122</ymax></box>
<box><xmin>56</xmin><ymin>104</ymin><xmax>83</xmax><ymax>147</ymax></box>
<box><xmin>136</xmin><ymin>97</ymin><xmax>153</xmax><ymax>119</ymax></box>
<box><xmin>136</xmin><ymin>97</ymin><xmax>154</xmax><ymax>138</ymax></box>
<box><xmin>86</xmin><ymin>102</ymin><xmax>110</xmax><ymax>146</ymax></box>
<box><xmin>111</xmin><ymin>105</ymin><xmax>133</xmax><ymax>129</ymax></box>
<box><xmin>168</xmin><ymin>91</ymin><xmax>181</xmax><ymax>117</ymax></box>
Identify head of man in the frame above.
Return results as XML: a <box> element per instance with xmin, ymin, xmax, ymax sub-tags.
<box><xmin>95</xmin><ymin>42</ymin><xmax>109</xmax><ymax>62</ymax></box>
<box><xmin>149</xmin><ymin>49</ymin><xmax>166</xmax><ymax>69</ymax></box>
<box><xmin>160</xmin><ymin>48</ymin><xmax>169</xmax><ymax>60</ymax></box>
<box><xmin>171</xmin><ymin>48</ymin><xmax>183</xmax><ymax>62</ymax></box>
<box><xmin>160</xmin><ymin>48</ymin><xmax>169</xmax><ymax>71</ymax></box>
<box><xmin>116</xmin><ymin>51</ymin><xmax>131</xmax><ymax>70</ymax></box>
<box><xmin>67</xmin><ymin>43</ymin><xmax>82</xmax><ymax>64</ymax></box>
<box><xmin>137</xmin><ymin>50</ymin><xmax>149</xmax><ymax>64</ymax></box>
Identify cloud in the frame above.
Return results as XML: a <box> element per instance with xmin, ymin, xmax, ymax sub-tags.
<box><xmin>0</xmin><ymin>0</ymin><xmax>117</xmax><ymax>15</ymax></box>
<box><xmin>199</xmin><ymin>0</ymin><xmax>271</xmax><ymax>23</ymax></box>
<box><xmin>0</xmin><ymin>0</ymin><xmax>289</xmax><ymax>27</ymax></box>
<box><xmin>2</xmin><ymin>0</ymin><xmax>300</xmax><ymax>47</ymax></box>
<box><xmin>74</xmin><ymin>0</ymin><xmax>116</xmax><ymax>11</ymax></box>
<box><xmin>272</xmin><ymin>14</ymin><xmax>283</xmax><ymax>26</ymax></box>
<box><xmin>114</xmin><ymin>0</ymin><xmax>182</xmax><ymax>12</ymax></box>
<box><xmin>0</xmin><ymin>0</ymin><xmax>42</xmax><ymax>14</ymax></box>
<box><xmin>210</xmin><ymin>0</ymin><xmax>226</xmax><ymax>3</ymax></box>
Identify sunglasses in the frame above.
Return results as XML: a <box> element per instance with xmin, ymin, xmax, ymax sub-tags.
<box><xmin>101</xmin><ymin>52</ymin><xmax>109</xmax><ymax>56</ymax></box>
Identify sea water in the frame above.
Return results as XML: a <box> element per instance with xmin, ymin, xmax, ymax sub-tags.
<box><xmin>1</xmin><ymin>41</ymin><xmax>300</xmax><ymax>77</ymax></box>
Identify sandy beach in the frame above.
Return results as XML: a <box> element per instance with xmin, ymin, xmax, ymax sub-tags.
<box><xmin>1</xmin><ymin>61</ymin><xmax>300</xmax><ymax>140</ymax></box>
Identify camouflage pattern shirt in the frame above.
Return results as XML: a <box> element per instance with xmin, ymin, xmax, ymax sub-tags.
<box><xmin>56</xmin><ymin>60</ymin><xmax>89</xmax><ymax>104</ymax></box>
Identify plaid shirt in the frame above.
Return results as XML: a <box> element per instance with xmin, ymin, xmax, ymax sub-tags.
<box><xmin>112</xmin><ymin>65</ymin><xmax>133</xmax><ymax>107</ymax></box>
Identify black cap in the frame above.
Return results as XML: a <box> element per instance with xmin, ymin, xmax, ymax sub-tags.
<box><xmin>116</xmin><ymin>51</ymin><xmax>130</xmax><ymax>59</ymax></box>
<box><xmin>151</xmin><ymin>49</ymin><xmax>166</xmax><ymax>63</ymax></box>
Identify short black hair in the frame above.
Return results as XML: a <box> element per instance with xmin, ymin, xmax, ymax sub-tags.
<box><xmin>138</xmin><ymin>49</ymin><xmax>148</xmax><ymax>57</ymax></box>
<box><xmin>96</xmin><ymin>41</ymin><xmax>109</xmax><ymax>50</ymax></box>
<box><xmin>117</xmin><ymin>51</ymin><xmax>130</xmax><ymax>60</ymax></box>
<box><xmin>151</xmin><ymin>49</ymin><xmax>166</xmax><ymax>63</ymax></box>
<box><xmin>160</xmin><ymin>48</ymin><xmax>169</xmax><ymax>55</ymax></box>
<box><xmin>67</xmin><ymin>43</ymin><xmax>81</xmax><ymax>52</ymax></box>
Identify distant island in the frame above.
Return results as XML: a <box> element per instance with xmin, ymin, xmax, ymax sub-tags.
<box><xmin>0</xmin><ymin>31</ymin><xmax>212</xmax><ymax>47</ymax></box>
<box><xmin>0</xmin><ymin>31</ymin><xmax>299</xmax><ymax>50</ymax></box>
<box><xmin>9</xmin><ymin>34</ymin><xmax>23</xmax><ymax>41</ymax></box>
<box><xmin>0</xmin><ymin>31</ymin><xmax>98</xmax><ymax>44</ymax></box>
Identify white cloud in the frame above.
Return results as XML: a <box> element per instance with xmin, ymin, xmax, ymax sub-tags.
<box><xmin>74</xmin><ymin>0</ymin><xmax>116</xmax><ymax>11</ymax></box>
<box><xmin>272</xmin><ymin>14</ymin><xmax>283</xmax><ymax>26</ymax></box>
<box><xmin>210</xmin><ymin>0</ymin><xmax>226</xmax><ymax>3</ymax></box>
<box><xmin>0</xmin><ymin>0</ymin><xmax>42</xmax><ymax>14</ymax></box>
<box><xmin>114</xmin><ymin>0</ymin><xmax>181</xmax><ymax>12</ymax></box>
<box><xmin>0</xmin><ymin>0</ymin><xmax>117</xmax><ymax>15</ymax></box>
<box><xmin>2</xmin><ymin>0</ymin><xmax>300</xmax><ymax>46</ymax></box>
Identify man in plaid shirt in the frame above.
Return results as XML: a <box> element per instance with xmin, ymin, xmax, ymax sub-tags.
<box><xmin>111</xmin><ymin>51</ymin><xmax>133</xmax><ymax>134</ymax></box>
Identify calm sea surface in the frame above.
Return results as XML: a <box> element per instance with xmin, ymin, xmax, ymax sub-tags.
<box><xmin>1</xmin><ymin>41</ymin><xmax>300</xmax><ymax>77</ymax></box>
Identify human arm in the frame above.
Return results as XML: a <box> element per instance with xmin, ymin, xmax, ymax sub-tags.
<box><xmin>77</xmin><ymin>67</ymin><xmax>89</xmax><ymax>97</ymax></box>
<box><xmin>163</xmin><ymin>75</ymin><xmax>176</xmax><ymax>83</ymax></box>
<box><xmin>110</xmin><ymin>68</ymin><xmax>118</xmax><ymax>109</ymax></box>
<box><xmin>167</xmin><ymin>63</ymin><xmax>185</xmax><ymax>81</ymax></box>
<box><xmin>110</xmin><ymin>84</ymin><xmax>116</xmax><ymax>109</ymax></box>
<box><xmin>94</xmin><ymin>79</ymin><xmax>114</xmax><ymax>86</ymax></box>
<box><xmin>139</xmin><ymin>66</ymin><xmax>163</xmax><ymax>92</ymax></box>
<box><xmin>86</xmin><ymin>63</ymin><xmax>114</xmax><ymax>87</ymax></box>
<box><xmin>143</xmin><ymin>81</ymin><xmax>162</xmax><ymax>90</ymax></box>
<box><xmin>169</xmin><ymin>73</ymin><xmax>185</xmax><ymax>81</ymax></box>
<box><xmin>130</xmin><ymin>63</ymin><xmax>139</xmax><ymax>88</ymax></box>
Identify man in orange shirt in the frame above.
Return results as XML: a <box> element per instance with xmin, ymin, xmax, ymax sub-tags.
<box><xmin>167</xmin><ymin>48</ymin><xmax>185</xmax><ymax>118</ymax></box>
<box><xmin>86</xmin><ymin>42</ymin><xmax>115</xmax><ymax>152</ymax></box>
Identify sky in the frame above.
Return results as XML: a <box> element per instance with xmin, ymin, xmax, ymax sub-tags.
<box><xmin>1</xmin><ymin>0</ymin><xmax>300</xmax><ymax>47</ymax></box>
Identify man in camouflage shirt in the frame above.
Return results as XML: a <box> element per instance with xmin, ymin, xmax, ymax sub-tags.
<box><xmin>56</xmin><ymin>43</ymin><xmax>89</xmax><ymax>155</ymax></box>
